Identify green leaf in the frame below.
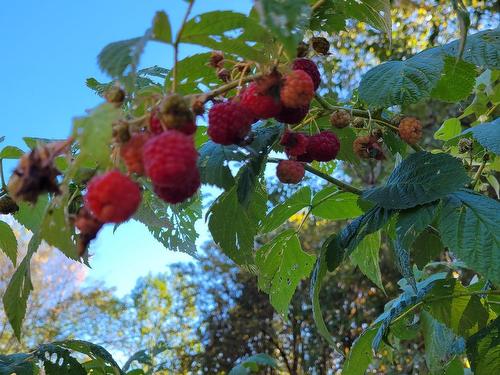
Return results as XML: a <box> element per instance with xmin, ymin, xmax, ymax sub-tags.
<box><xmin>0</xmin><ymin>220</ymin><xmax>17</xmax><ymax>265</ymax></box>
<box><xmin>72</xmin><ymin>103</ymin><xmax>121</xmax><ymax>171</ymax></box>
<box><xmin>254</xmin><ymin>0</ymin><xmax>311</xmax><ymax>58</ymax></box>
<box><xmin>2</xmin><ymin>233</ymin><xmax>39</xmax><ymax>339</ymax></box>
<box><xmin>431</xmin><ymin>56</ymin><xmax>477</xmax><ymax>102</ymax></box>
<box><xmin>0</xmin><ymin>353</ymin><xmax>34</xmax><ymax>375</ymax></box>
<box><xmin>350</xmin><ymin>232</ymin><xmax>384</xmax><ymax>290</ymax></box>
<box><xmin>438</xmin><ymin>189</ymin><xmax>500</xmax><ymax>283</ymax></box>
<box><xmin>461</xmin><ymin>118</ymin><xmax>500</xmax><ymax>155</ymax></box>
<box><xmin>208</xmin><ymin>187</ymin><xmax>265</xmax><ymax>265</ymax></box>
<box><xmin>466</xmin><ymin>316</ymin><xmax>500</xmax><ymax>375</ymax></box>
<box><xmin>256</xmin><ymin>230</ymin><xmax>315</xmax><ymax>314</ymax></box>
<box><xmin>181</xmin><ymin>11</ymin><xmax>270</xmax><ymax>63</ymax></box>
<box><xmin>426</xmin><ymin>278</ymin><xmax>490</xmax><ymax>338</ymax></box>
<box><xmin>14</xmin><ymin>195</ymin><xmax>49</xmax><ymax>232</ymax></box>
<box><xmin>165</xmin><ymin>52</ymin><xmax>218</xmax><ymax>92</ymax></box>
<box><xmin>228</xmin><ymin>354</ymin><xmax>278</xmax><ymax>375</ymax></box>
<box><xmin>98</xmin><ymin>32</ymin><xmax>151</xmax><ymax>78</ymax></box>
<box><xmin>325</xmin><ymin>205</ymin><xmax>392</xmax><ymax>271</ymax></box>
<box><xmin>412</xmin><ymin>230</ymin><xmax>443</xmax><ymax>269</ymax></box>
<box><xmin>40</xmin><ymin>204</ymin><xmax>77</xmax><ymax>259</ymax></box>
<box><xmin>394</xmin><ymin>202</ymin><xmax>439</xmax><ymax>291</ymax></box>
<box><xmin>85</xmin><ymin>77</ymin><xmax>112</xmax><ymax>97</ymax></box>
<box><xmin>152</xmin><ymin>11</ymin><xmax>172</xmax><ymax>43</ymax></box>
<box><xmin>421</xmin><ymin>311</ymin><xmax>464</xmax><ymax>374</ymax></box>
<box><xmin>55</xmin><ymin>340</ymin><xmax>122</xmax><ymax>372</ymax></box>
<box><xmin>435</xmin><ymin>118</ymin><xmax>463</xmax><ymax>141</ymax></box>
<box><xmin>261</xmin><ymin>187</ymin><xmax>311</xmax><ymax>233</ymax></box>
<box><xmin>342</xmin><ymin>328</ymin><xmax>378</xmax><ymax>375</ymax></box>
<box><xmin>36</xmin><ymin>343</ymin><xmax>86</xmax><ymax>375</ymax></box>
<box><xmin>197</xmin><ymin>142</ymin><xmax>244</xmax><ymax>190</ymax></box>
<box><xmin>0</xmin><ymin>146</ymin><xmax>24</xmax><ymax>159</ymax></box>
<box><xmin>342</xmin><ymin>0</ymin><xmax>391</xmax><ymax>38</ymax></box>
<box><xmin>362</xmin><ymin>152</ymin><xmax>469</xmax><ymax>209</ymax></box>
<box><xmin>311</xmin><ymin>187</ymin><xmax>363</xmax><ymax>220</ymax></box>
<box><xmin>310</xmin><ymin>244</ymin><xmax>337</xmax><ymax>348</ymax></box>
<box><xmin>359</xmin><ymin>52</ymin><xmax>443</xmax><ymax>107</ymax></box>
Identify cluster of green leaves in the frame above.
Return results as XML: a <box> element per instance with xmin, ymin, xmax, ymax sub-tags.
<box><xmin>1</xmin><ymin>0</ymin><xmax>500</xmax><ymax>373</ymax></box>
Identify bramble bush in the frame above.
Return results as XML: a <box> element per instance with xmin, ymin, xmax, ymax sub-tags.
<box><xmin>0</xmin><ymin>0</ymin><xmax>499</xmax><ymax>374</ymax></box>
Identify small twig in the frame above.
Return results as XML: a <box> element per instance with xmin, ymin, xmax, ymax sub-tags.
<box><xmin>470</xmin><ymin>157</ymin><xmax>488</xmax><ymax>189</ymax></box>
<box><xmin>311</xmin><ymin>0</ymin><xmax>326</xmax><ymax>11</ymax></box>
<box><xmin>0</xmin><ymin>159</ymin><xmax>6</xmax><ymax>190</ymax></box>
<box><xmin>171</xmin><ymin>0</ymin><xmax>195</xmax><ymax>93</ymax></box>
<box><xmin>268</xmin><ymin>157</ymin><xmax>362</xmax><ymax>195</ymax></box>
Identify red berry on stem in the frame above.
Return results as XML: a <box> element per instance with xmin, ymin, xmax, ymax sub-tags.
<box><xmin>280</xmin><ymin>130</ymin><xmax>309</xmax><ymax>157</ymax></box>
<box><xmin>154</xmin><ymin>168</ymin><xmax>201</xmax><ymax>204</ymax></box>
<box><xmin>84</xmin><ymin>170</ymin><xmax>141</xmax><ymax>223</ymax></box>
<box><xmin>276</xmin><ymin>160</ymin><xmax>305</xmax><ymax>184</ymax></box>
<box><xmin>292</xmin><ymin>58</ymin><xmax>321</xmax><ymax>90</ymax></box>
<box><xmin>300</xmin><ymin>131</ymin><xmax>340</xmax><ymax>162</ymax></box>
<box><xmin>280</xmin><ymin>70</ymin><xmax>314</xmax><ymax>108</ymax></box>
<box><xmin>143</xmin><ymin>132</ymin><xmax>198</xmax><ymax>188</ymax></box>
<box><xmin>240</xmin><ymin>83</ymin><xmax>282</xmax><ymax>119</ymax></box>
<box><xmin>120</xmin><ymin>132</ymin><xmax>150</xmax><ymax>175</ymax></box>
<box><xmin>208</xmin><ymin>102</ymin><xmax>253</xmax><ymax>145</ymax></box>
<box><xmin>275</xmin><ymin>105</ymin><xmax>309</xmax><ymax>124</ymax></box>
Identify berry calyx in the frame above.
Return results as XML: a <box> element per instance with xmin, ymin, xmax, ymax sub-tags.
<box><xmin>120</xmin><ymin>132</ymin><xmax>150</xmax><ymax>175</ymax></box>
<box><xmin>280</xmin><ymin>70</ymin><xmax>314</xmax><ymax>108</ymax></box>
<box><xmin>84</xmin><ymin>171</ymin><xmax>141</xmax><ymax>223</ymax></box>
<box><xmin>398</xmin><ymin>117</ymin><xmax>422</xmax><ymax>144</ymax></box>
<box><xmin>280</xmin><ymin>130</ymin><xmax>309</xmax><ymax>157</ymax></box>
<box><xmin>240</xmin><ymin>82</ymin><xmax>282</xmax><ymax>119</ymax></box>
<box><xmin>154</xmin><ymin>168</ymin><xmax>201</xmax><ymax>204</ymax></box>
<box><xmin>276</xmin><ymin>160</ymin><xmax>305</xmax><ymax>184</ymax></box>
<box><xmin>302</xmin><ymin>131</ymin><xmax>340</xmax><ymax>162</ymax></box>
<box><xmin>208</xmin><ymin>101</ymin><xmax>254</xmax><ymax>145</ymax></box>
<box><xmin>157</xmin><ymin>94</ymin><xmax>197</xmax><ymax>135</ymax></box>
<box><xmin>330</xmin><ymin>110</ymin><xmax>351</xmax><ymax>129</ymax></box>
<box><xmin>143</xmin><ymin>131</ymin><xmax>198</xmax><ymax>188</ymax></box>
<box><xmin>353</xmin><ymin>136</ymin><xmax>385</xmax><ymax>160</ymax></box>
<box><xmin>292</xmin><ymin>58</ymin><xmax>321</xmax><ymax>91</ymax></box>
<box><xmin>275</xmin><ymin>105</ymin><xmax>309</xmax><ymax>124</ymax></box>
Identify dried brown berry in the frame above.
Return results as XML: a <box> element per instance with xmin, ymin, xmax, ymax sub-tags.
<box><xmin>353</xmin><ymin>136</ymin><xmax>385</xmax><ymax>160</ymax></box>
<box><xmin>112</xmin><ymin>120</ymin><xmax>131</xmax><ymax>143</ymax></box>
<box><xmin>458</xmin><ymin>138</ymin><xmax>473</xmax><ymax>153</ymax></box>
<box><xmin>398</xmin><ymin>117</ymin><xmax>422</xmax><ymax>144</ymax></box>
<box><xmin>157</xmin><ymin>94</ymin><xmax>196</xmax><ymax>135</ymax></box>
<box><xmin>330</xmin><ymin>110</ymin><xmax>351</xmax><ymax>129</ymax></box>
<box><xmin>296</xmin><ymin>41</ymin><xmax>309</xmax><ymax>58</ymax></box>
<box><xmin>352</xmin><ymin>117</ymin><xmax>365</xmax><ymax>128</ymax></box>
<box><xmin>74</xmin><ymin>207</ymin><xmax>103</xmax><ymax>257</ymax></box>
<box><xmin>0</xmin><ymin>195</ymin><xmax>19</xmax><ymax>215</ymax></box>
<box><xmin>209</xmin><ymin>51</ymin><xmax>224</xmax><ymax>68</ymax></box>
<box><xmin>105</xmin><ymin>85</ymin><xmax>126</xmax><ymax>106</ymax></box>
<box><xmin>311</xmin><ymin>37</ymin><xmax>330</xmax><ymax>55</ymax></box>
<box><xmin>8</xmin><ymin>140</ymin><xmax>70</xmax><ymax>203</ymax></box>
<box><xmin>217</xmin><ymin>68</ymin><xmax>231</xmax><ymax>82</ymax></box>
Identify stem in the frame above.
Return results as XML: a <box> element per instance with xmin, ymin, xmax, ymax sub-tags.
<box><xmin>470</xmin><ymin>157</ymin><xmax>488</xmax><ymax>189</ymax></box>
<box><xmin>189</xmin><ymin>73</ymin><xmax>263</xmax><ymax>103</ymax></box>
<box><xmin>311</xmin><ymin>0</ymin><xmax>326</xmax><ymax>11</ymax></box>
<box><xmin>171</xmin><ymin>0</ymin><xmax>195</xmax><ymax>93</ymax></box>
<box><xmin>0</xmin><ymin>159</ymin><xmax>6</xmax><ymax>190</ymax></box>
<box><xmin>268</xmin><ymin>157</ymin><xmax>362</xmax><ymax>195</ymax></box>
<box><xmin>314</xmin><ymin>94</ymin><xmax>424</xmax><ymax>152</ymax></box>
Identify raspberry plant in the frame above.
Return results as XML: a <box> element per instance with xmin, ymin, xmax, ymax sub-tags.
<box><xmin>0</xmin><ymin>0</ymin><xmax>499</xmax><ymax>373</ymax></box>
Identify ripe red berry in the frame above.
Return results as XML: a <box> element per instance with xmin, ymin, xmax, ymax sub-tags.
<box><xmin>240</xmin><ymin>83</ymin><xmax>282</xmax><ymax>119</ymax></box>
<box><xmin>120</xmin><ymin>132</ymin><xmax>150</xmax><ymax>175</ymax></box>
<box><xmin>149</xmin><ymin>111</ymin><xmax>163</xmax><ymax>134</ymax></box>
<box><xmin>280</xmin><ymin>70</ymin><xmax>314</xmax><ymax>108</ymax></box>
<box><xmin>292</xmin><ymin>58</ymin><xmax>321</xmax><ymax>90</ymax></box>
<box><xmin>280</xmin><ymin>130</ymin><xmax>309</xmax><ymax>157</ymax></box>
<box><xmin>398</xmin><ymin>117</ymin><xmax>422</xmax><ymax>144</ymax></box>
<box><xmin>208</xmin><ymin>101</ymin><xmax>254</xmax><ymax>145</ymax></box>
<box><xmin>275</xmin><ymin>105</ymin><xmax>309</xmax><ymax>124</ymax></box>
<box><xmin>143</xmin><ymin>132</ymin><xmax>198</xmax><ymax>188</ymax></box>
<box><xmin>300</xmin><ymin>131</ymin><xmax>340</xmax><ymax>162</ymax></box>
<box><xmin>84</xmin><ymin>171</ymin><xmax>141</xmax><ymax>223</ymax></box>
<box><xmin>276</xmin><ymin>160</ymin><xmax>305</xmax><ymax>184</ymax></box>
<box><xmin>154</xmin><ymin>169</ymin><xmax>200</xmax><ymax>204</ymax></box>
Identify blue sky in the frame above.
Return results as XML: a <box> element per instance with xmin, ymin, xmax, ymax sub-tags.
<box><xmin>0</xmin><ymin>0</ymin><xmax>252</xmax><ymax>295</ymax></box>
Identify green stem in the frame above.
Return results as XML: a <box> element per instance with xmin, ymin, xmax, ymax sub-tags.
<box><xmin>171</xmin><ymin>0</ymin><xmax>195</xmax><ymax>93</ymax></box>
<box><xmin>314</xmin><ymin>94</ymin><xmax>424</xmax><ymax>152</ymax></box>
<box><xmin>268</xmin><ymin>157</ymin><xmax>362</xmax><ymax>195</ymax></box>
<box><xmin>0</xmin><ymin>159</ymin><xmax>6</xmax><ymax>190</ymax></box>
<box><xmin>470</xmin><ymin>157</ymin><xmax>488</xmax><ymax>189</ymax></box>
<box><xmin>189</xmin><ymin>73</ymin><xmax>263</xmax><ymax>103</ymax></box>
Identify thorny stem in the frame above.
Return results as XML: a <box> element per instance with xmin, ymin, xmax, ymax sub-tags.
<box><xmin>188</xmin><ymin>73</ymin><xmax>263</xmax><ymax>103</ymax></box>
<box><xmin>268</xmin><ymin>157</ymin><xmax>362</xmax><ymax>195</ymax></box>
<box><xmin>172</xmin><ymin>0</ymin><xmax>195</xmax><ymax>93</ymax></box>
<box><xmin>314</xmin><ymin>94</ymin><xmax>425</xmax><ymax>152</ymax></box>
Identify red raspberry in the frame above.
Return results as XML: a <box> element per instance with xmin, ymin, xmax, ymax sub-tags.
<box><xmin>300</xmin><ymin>131</ymin><xmax>340</xmax><ymax>162</ymax></box>
<box><xmin>154</xmin><ymin>169</ymin><xmax>200</xmax><ymax>204</ymax></box>
<box><xmin>280</xmin><ymin>130</ymin><xmax>309</xmax><ymax>157</ymax></box>
<box><xmin>120</xmin><ymin>132</ymin><xmax>150</xmax><ymax>175</ymax></box>
<box><xmin>276</xmin><ymin>160</ymin><xmax>305</xmax><ymax>184</ymax></box>
<box><xmin>143</xmin><ymin>132</ymin><xmax>198</xmax><ymax>188</ymax></box>
<box><xmin>84</xmin><ymin>171</ymin><xmax>141</xmax><ymax>223</ymax></box>
<box><xmin>208</xmin><ymin>102</ymin><xmax>253</xmax><ymax>145</ymax></box>
<box><xmin>398</xmin><ymin>117</ymin><xmax>422</xmax><ymax>144</ymax></box>
<box><xmin>275</xmin><ymin>105</ymin><xmax>309</xmax><ymax>124</ymax></box>
<box><xmin>149</xmin><ymin>111</ymin><xmax>163</xmax><ymax>134</ymax></box>
<box><xmin>292</xmin><ymin>58</ymin><xmax>321</xmax><ymax>90</ymax></box>
<box><xmin>240</xmin><ymin>83</ymin><xmax>282</xmax><ymax>119</ymax></box>
<box><xmin>280</xmin><ymin>70</ymin><xmax>314</xmax><ymax>108</ymax></box>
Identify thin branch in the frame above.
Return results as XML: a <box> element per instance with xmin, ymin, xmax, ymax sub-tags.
<box><xmin>470</xmin><ymin>157</ymin><xmax>488</xmax><ymax>189</ymax></box>
<box><xmin>311</xmin><ymin>0</ymin><xmax>327</xmax><ymax>11</ymax></box>
<box><xmin>188</xmin><ymin>73</ymin><xmax>262</xmax><ymax>103</ymax></box>
<box><xmin>268</xmin><ymin>157</ymin><xmax>362</xmax><ymax>195</ymax></box>
<box><xmin>171</xmin><ymin>0</ymin><xmax>195</xmax><ymax>93</ymax></box>
<box><xmin>0</xmin><ymin>159</ymin><xmax>7</xmax><ymax>190</ymax></box>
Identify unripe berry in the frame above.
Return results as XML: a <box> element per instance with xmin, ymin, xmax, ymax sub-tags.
<box><xmin>398</xmin><ymin>117</ymin><xmax>422</xmax><ymax>144</ymax></box>
<box><xmin>330</xmin><ymin>110</ymin><xmax>351</xmax><ymax>129</ymax></box>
